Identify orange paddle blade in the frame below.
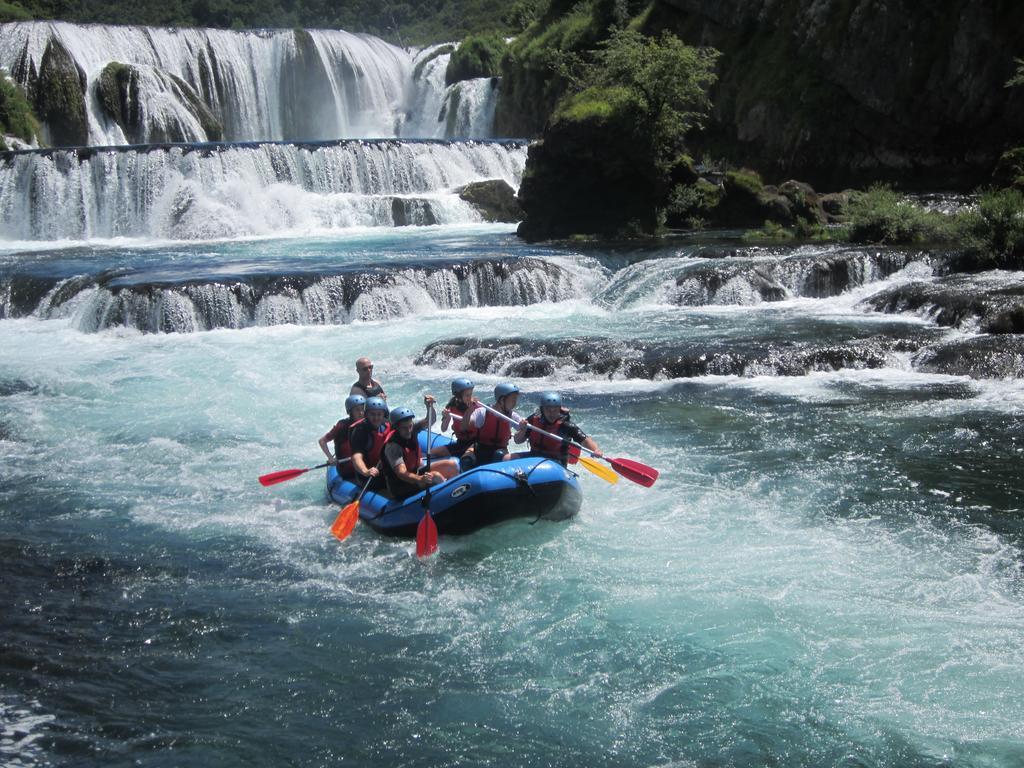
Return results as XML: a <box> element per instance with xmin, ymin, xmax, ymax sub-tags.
<box><xmin>330</xmin><ymin>501</ymin><xmax>359</xmax><ymax>541</ymax></box>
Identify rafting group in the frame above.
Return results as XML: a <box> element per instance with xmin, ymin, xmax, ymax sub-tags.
<box><xmin>260</xmin><ymin>356</ymin><xmax>658</xmax><ymax>557</ymax></box>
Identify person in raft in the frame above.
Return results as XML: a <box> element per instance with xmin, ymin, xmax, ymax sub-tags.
<box><xmin>431</xmin><ymin>377</ymin><xmax>479</xmax><ymax>470</ymax></box>
<box><xmin>467</xmin><ymin>382</ymin><xmax>523</xmax><ymax>465</ymax></box>
<box><xmin>513</xmin><ymin>391</ymin><xmax>603</xmax><ymax>467</ymax></box>
<box><xmin>350</xmin><ymin>357</ymin><xmax>386</xmax><ymax>400</ymax></box>
<box><xmin>381</xmin><ymin>397</ymin><xmax>460</xmax><ymax>500</ymax></box>
<box><xmin>317</xmin><ymin>394</ymin><xmax>366</xmax><ymax>478</ymax></box>
<box><xmin>349</xmin><ymin>396</ymin><xmax>392</xmax><ymax>492</ymax></box>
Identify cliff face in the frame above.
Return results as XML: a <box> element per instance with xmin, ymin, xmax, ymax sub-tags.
<box><xmin>647</xmin><ymin>0</ymin><xmax>1024</xmax><ymax>187</ymax></box>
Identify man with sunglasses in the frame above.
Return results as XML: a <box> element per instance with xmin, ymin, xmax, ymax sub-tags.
<box><xmin>350</xmin><ymin>357</ymin><xmax>387</xmax><ymax>400</ymax></box>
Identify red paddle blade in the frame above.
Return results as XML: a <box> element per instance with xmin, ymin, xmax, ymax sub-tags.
<box><xmin>416</xmin><ymin>510</ymin><xmax>438</xmax><ymax>558</ymax></box>
<box><xmin>258</xmin><ymin>467</ymin><xmax>309</xmax><ymax>486</ymax></box>
<box><xmin>330</xmin><ymin>502</ymin><xmax>359</xmax><ymax>541</ymax></box>
<box><xmin>567</xmin><ymin>444</ymin><xmax>581</xmax><ymax>465</ymax></box>
<box><xmin>610</xmin><ymin>457</ymin><xmax>659</xmax><ymax>487</ymax></box>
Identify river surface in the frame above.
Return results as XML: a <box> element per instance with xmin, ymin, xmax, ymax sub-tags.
<box><xmin>2</xmin><ymin>225</ymin><xmax>1024</xmax><ymax>767</ymax></box>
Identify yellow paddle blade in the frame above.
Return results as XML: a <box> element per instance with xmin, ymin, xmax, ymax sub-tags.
<box><xmin>579</xmin><ymin>456</ymin><xmax>619</xmax><ymax>484</ymax></box>
<box><xmin>330</xmin><ymin>501</ymin><xmax>359</xmax><ymax>541</ymax></box>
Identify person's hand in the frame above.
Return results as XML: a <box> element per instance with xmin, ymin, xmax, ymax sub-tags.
<box><xmin>327</xmin><ymin>457</ymin><xmax>338</xmax><ymax>466</ymax></box>
<box><xmin>591</xmin><ymin>450</ymin><xmax>604</xmax><ymax>459</ymax></box>
<box><xmin>367</xmin><ymin>467</ymin><xmax>379</xmax><ymax>478</ymax></box>
<box><xmin>424</xmin><ymin>394</ymin><xmax>436</xmax><ymax>406</ymax></box>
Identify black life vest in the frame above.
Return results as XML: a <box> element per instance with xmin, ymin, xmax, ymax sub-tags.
<box><xmin>352</xmin><ymin>379</ymin><xmax>385</xmax><ymax>398</ymax></box>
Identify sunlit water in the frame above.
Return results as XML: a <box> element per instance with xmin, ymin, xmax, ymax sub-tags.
<box><xmin>2</xmin><ymin>227</ymin><xmax>1023</xmax><ymax>767</ymax></box>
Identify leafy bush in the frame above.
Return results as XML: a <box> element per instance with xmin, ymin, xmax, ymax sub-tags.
<box><xmin>445</xmin><ymin>33</ymin><xmax>507</xmax><ymax>85</ymax></box>
<box><xmin>955</xmin><ymin>188</ymin><xmax>1024</xmax><ymax>266</ymax></box>
<box><xmin>0</xmin><ymin>1</ymin><xmax>32</xmax><ymax>21</ymax></box>
<box><xmin>0</xmin><ymin>75</ymin><xmax>40</xmax><ymax>145</ymax></box>
<box><xmin>846</xmin><ymin>185</ymin><xmax>955</xmax><ymax>244</ymax></box>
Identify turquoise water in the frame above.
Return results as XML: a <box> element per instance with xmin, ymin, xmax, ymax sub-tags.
<box><xmin>2</xmin><ymin>227</ymin><xmax>1024</xmax><ymax>767</ymax></box>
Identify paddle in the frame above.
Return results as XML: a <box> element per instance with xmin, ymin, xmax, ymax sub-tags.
<box><xmin>259</xmin><ymin>459</ymin><xmax>350</xmax><ymax>487</ymax></box>
<box><xmin>479</xmin><ymin>403</ymin><xmax>659</xmax><ymax>487</ymax></box>
<box><xmin>330</xmin><ymin>474</ymin><xmax>373</xmax><ymax>542</ymax></box>
<box><xmin>416</xmin><ymin>402</ymin><xmax>439</xmax><ymax>557</ymax></box>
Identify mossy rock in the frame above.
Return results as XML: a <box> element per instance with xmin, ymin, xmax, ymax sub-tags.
<box><xmin>445</xmin><ymin>34</ymin><xmax>507</xmax><ymax>86</ymax></box>
<box><xmin>517</xmin><ymin>87</ymin><xmax>665</xmax><ymax>241</ymax></box>
<box><xmin>35</xmin><ymin>37</ymin><xmax>88</xmax><ymax>146</ymax></box>
<box><xmin>97</xmin><ymin>62</ymin><xmax>222</xmax><ymax>143</ymax></box>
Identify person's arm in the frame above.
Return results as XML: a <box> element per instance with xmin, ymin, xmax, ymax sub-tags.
<box><xmin>469</xmin><ymin>407</ymin><xmax>486</xmax><ymax>429</ymax></box>
<box><xmin>319</xmin><ymin>424</ymin><xmax>340</xmax><ymax>464</ymax></box>
<box><xmin>441</xmin><ymin>409</ymin><xmax>452</xmax><ymax>432</ymax></box>
<box><xmin>570</xmin><ymin>424</ymin><xmax>603</xmax><ymax>458</ymax></box>
<box><xmin>387</xmin><ymin>443</ymin><xmax>438</xmax><ymax>488</ymax></box>
<box><xmin>513</xmin><ymin>416</ymin><xmax>529</xmax><ymax>444</ymax></box>
<box><xmin>376</xmin><ymin>380</ymin><xmax>387</xmax><ymax>400</ymax></box>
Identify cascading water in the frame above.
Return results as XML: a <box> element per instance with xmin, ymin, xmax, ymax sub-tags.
<box><xmin>0</xmin><ymin>139</ymin><xmax>526</xmax><ymax>240</ymax></box>
<box><xmin>0</xmin><ymin>21</ymin><xmax>500</xmax><ymax>145</ymax></box>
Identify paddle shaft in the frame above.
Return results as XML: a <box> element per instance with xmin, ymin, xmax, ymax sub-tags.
<box><xmin>478</xmin><ymin>402</ymin><xmax>599</xmax><ymax>458</ymax></box>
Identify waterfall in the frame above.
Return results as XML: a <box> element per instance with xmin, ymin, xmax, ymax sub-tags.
<box><xmin>0</xmin><ymin>21</ymin><xmax>501</xmax><ymax>145</ymax></box>
<box><xmin>0</xmin><ymin>139</ymin><xmax>527</xmax><ymax>240</ymax></box>
<box><xmin>3</xmin><ymin>257</ymin><xmax>589</xmax><ymax>333</ymax></box>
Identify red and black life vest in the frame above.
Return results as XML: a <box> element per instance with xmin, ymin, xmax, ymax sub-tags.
<box><xmin>527</xmin><ymin>413</ymin><xmax>569</xmax><ymax>458</ymax></box>
<box><xmin>381</xmin><ymin>430</ymin><xmax>423</xmax><ymax>498</ymax></box>
<box><xmin>332</xmin><ymin>417</ymin><xmax>362</xmax><ymax>462</ymax></box>
<box><xmin>334</xmin><ymin>417</ymin><xmax>363</xmax><ymax>477</ymax></box>
<box><xmin>355</xmin><ymin>422</ymin><xmax>393</xmax><ymax>470</ymax></box>
<box><xmin>448</xmin><ymin>398</ymin><xmax>478</xmax><ymax>446</ymax></box>
<box><xmin>525</xmin><ymin>411</ymin><xmax>581</xmax><ymax>465</ymax></box>
<box><xmin>475</xmin><ymin>406</ymin><xmax>512</xmax><ymax>450</ymax></box>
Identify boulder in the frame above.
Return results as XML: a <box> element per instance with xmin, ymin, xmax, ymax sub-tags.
<box><xmin>34</xmin><ymin>37</ymin><xmax>88</xmax><ymax>146</ymax></box>
<box><xmin>457</xmin><ymin>179</ymin><xmax>522</xmax><ymax>223</ymax></box>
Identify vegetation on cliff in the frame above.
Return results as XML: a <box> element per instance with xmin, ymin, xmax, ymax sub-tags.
<box><xmin>445</xmin><ymin>33</ymin><xmax>507</xmax><ymax>85</ymax></box>
<box><xmin>0</xmin><ymin>0</ymin><xmax>531</xmax><ymax>45</ymax></box>
<box><xmin>0</xmin><ymin>73</ymin><xmax>41</xmax><ymax>149</ymax></box>
<box><xmin>517</xmin><ymin>28</ymin><xmax>719</xmax><ymax>240</ymax></box>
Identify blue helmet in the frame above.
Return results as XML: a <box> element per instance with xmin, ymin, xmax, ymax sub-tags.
<box><xmin>365</xmin><ymin>396</ymin><xmax>388</xmax><ymax>416</ymax></box>
<box><xmin>494</xmin><ymin>382</ymin><xmax>519</xmax><ymax>400</ymax></box>
<box><xmin>451</xmin><ymin>377</ymin><xmax>474</xmax><ymax>395</ymax></box>
<box><xmin>344</xmin><ymin>394</ymin><xmax>367</xmax><ymax>414</ymax></box>
<box><xmin>539</xmin><ymin>392</ymin><xmax>562</xmax><ymax>408</ymax></box>
<box><xmin>389</xmin><ymin>406</ymin><xmax>416</xmax><ymax>426</ymax></box>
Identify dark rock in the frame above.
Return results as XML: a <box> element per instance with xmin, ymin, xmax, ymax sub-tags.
<box><xmin>415</xmin><ymin>334</ymin><xmax>927</xmax><ymax>380</ymax></box>
<box><xmin>915</xmin><ymin>335</ymin><xmax>1024</xmax><ymax>379</ymax></box>
<box><xmin>862</xmin><ymin>274</ymin><xmax>1024</xmax><ymax>334</ymax></box>
<box><xmin>457</xmin><ymin>179</ymin><xmax>522</xmax><ymax>223</ymax></box>
<box><xmin>34</xmin><ymin>37</ymin><xmax>88</xmax><ymax>146</ymax></box>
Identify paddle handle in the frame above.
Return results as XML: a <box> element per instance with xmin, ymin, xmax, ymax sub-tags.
<box><xmin>479</xmin><ymin>402</ymin><xmax>599</xmax><ymax>458</ymax></box>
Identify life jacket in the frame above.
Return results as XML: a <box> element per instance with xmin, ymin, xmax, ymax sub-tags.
<box><xmin>352</xmin><ymin>379</ymin><xmax>384</xmax><ymax>399</ymax></box>
<box><xmin>334</xmin><ymin>417</ymin><xmax>363</xmax><ymax>477</ymax></box>
<box><xmin>448</xmin><ymin>398</ymin><xmax>478</xmax><ymax>446</ymax></box>
<box><xmin>332</xmin><ymin>417</ymin><xmax>362</xmax><ymax>462</ymax></box>
<box><xmin>527</xmin><ymin>412</ymin><xmax>570</xmax><ymax>459</ymax></box>
<box><xmin>381</xmin><ymin>430</ymin><xmax>422</xmax><ymax>498</ymax></box>
<box><xmin>475</xmin><ymin>405</ymin><xmax>512</xmax><ymax>450</ymax></box>
<box><xmin>354</xmin><ymin>421</ymin><xmax>393</xmax><ymax>470</ymax></box>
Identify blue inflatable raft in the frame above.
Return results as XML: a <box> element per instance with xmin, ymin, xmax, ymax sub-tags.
<box><xmin>326</xmin><ymin>432</ymin><xmax>582</xmax><ymax>537</ymax></box>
